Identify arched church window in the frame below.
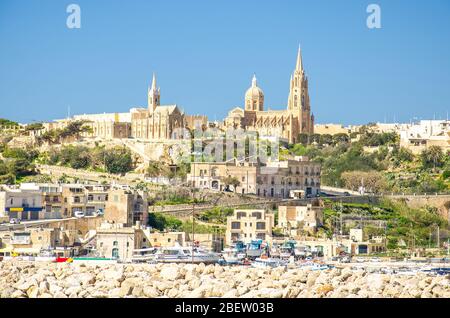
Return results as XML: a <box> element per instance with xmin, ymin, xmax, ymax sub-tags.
<box><xmin>301</xmin><ymin>94</ymin><xmax>305</xmax><ymax>106</ymax></box>
<box><xmin>294</xmin><ymin>95</ymin><xmax>298</xmax><ymax>107</ymax></box>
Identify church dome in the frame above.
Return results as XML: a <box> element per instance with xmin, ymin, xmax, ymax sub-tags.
<box><xmin>245</xmin><ymin>74</ymin><xmax>264</xmax><ymax>100</ymax></box>
<box><xmin>244</xmin><ymin>74</ymin><xmax>264</xmax><ymax>111</ymax></box>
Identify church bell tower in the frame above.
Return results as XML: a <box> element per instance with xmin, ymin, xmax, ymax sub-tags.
<box><xmin>148</xmin><ymin>73</ymin><xmax>160</xmax><ymax>112</ymax></box>
<box><xmin>287</xmin><ymin>46</ymin><xmax>313</xmax><ymax>134</ymax></box>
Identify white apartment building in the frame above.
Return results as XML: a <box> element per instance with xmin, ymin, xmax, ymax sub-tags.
<box><xmin>398</xmin><ymin>120</ymin><xmax>450</xmax><ymax>154</ymax></box>
<box><xmin>0</xmin><ymin>185</ymin><xmax>43</xmax><ymax>220</ymax></box>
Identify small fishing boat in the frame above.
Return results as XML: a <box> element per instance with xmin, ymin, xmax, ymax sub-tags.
<box><xmin>131</xmin><ymin>247</ymin><xmax>158</xmax><ymax>263</ymax></box>
<box><xmin>252</xmin><ymin>256</ymin><xmax>288</xmax><ymax>269</ymax></box>
<box><xmin>154</xmin><ymin>244</ymin><xmax>220</xmax><ymax>264</ymax></box>
<box><xmin>220</xmin><ymin>248</ymin><xmax>246</xmax><ymax>265</ymax></box>
<box><xmin>279</xmin><ymin>245</ymin><xmax>294</xmax><ymax>260</ymax></box>
<box><xmin>246</xmin><ymin>240</ymin><xmax>266</xmax><ymax>259</ymax></box>
<box><xmin>298</xmin><ymin>261</ymin><xmax>333</xmax><ymax>271</ymax></box>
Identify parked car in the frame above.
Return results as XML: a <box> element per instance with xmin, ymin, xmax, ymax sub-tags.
<box><xmin>9</xmin><ymin>218</ymin><xmax>21</xmax><ymax>224</ymax></box>
<box><xmin>74</xmin><ymin>211</ymin><xmax>85</xmax><ymax>218</ymax></box>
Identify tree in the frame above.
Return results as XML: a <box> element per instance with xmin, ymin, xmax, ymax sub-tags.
<box><xmin>297</xmin><ymin>133</ymin><xmax>309</xmax><ymax>145</ymax></box>
<box><xmin>359</xmin><ymin>131</ymin><xmax>398</xmax><ymax>147</ymax></box>
<box><xmin>318</xmin><ymin>134</ymin><xmax>333</xmax><ymax>146</ymax></box>
<box><xmin>0</xmin><ymin>118</ymin><xmax>19</xmax><ymax>127</ymax></box>
<box><xmin>25</xmin><ymin>122</ymin><xmax>44</xmax><ymax>131</ymax></box>
<box><xmin>146</xmin><ymin>161</ymin><xmax>170</xmax><ymax>178</ymax></box>
<box><xmin>420</xmin><ymin>146</ymin><xmax>444</xmax><ymax>170</ymax></box>
<box><xmin>442</xmin><ymin>170</ymin><xmax>450</xmax><ymax>180</ymax></box>
<box><xmin>1</xmin><ymin>147</ymin><xmax>37</xmax><ymax>180</ymax></box>
<box><xmin>341</xmin><ymin>170</ymin><xmax>388</xmax><ymax>194</ymax></box>
<box><xmin>57</xmin><ymin>145</ymin><xmax>92</xmax><ymax>169</ymax></box>
<box><xmin>222</xmin><ymin>176</ymin><xmax>241</xmax><ymax>193</ymax></box>
<box><xmin>148</xmin><ymin>212</ymin><xmax>182</xmax><ymax>231</ymax></box>
<box><xmin>332</xmin><ymin>133</ymin><xmax>350</xmax><ymax>145</ymax></box>
<box><xmin>396</xmin><ymin>147</ymin><xmax>414</xmax><ymax>163</ymax></box>
<box><xmin>104</xmin><ymin>147</ymin><xmax>133</xmax><ymax>174</ymax></box>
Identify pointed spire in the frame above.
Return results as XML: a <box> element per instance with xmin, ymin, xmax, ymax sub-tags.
<box><xmin>151</xmin><ymin>72</ymin><xmax>157</xmax><ymax>90</ymax></box>
<box><xmin>295</xmin><ymin>44</ymin><xmax>303</xmax><ymax>71</ymax></box>
<box><xmin>252</xmin><ymin>73</ymin><xmax>257</xmax><ymax>87</ymax></box>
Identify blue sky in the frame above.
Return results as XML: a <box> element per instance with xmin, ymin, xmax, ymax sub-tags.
<box><xmin>1</xmin><ymin>0</ymin><xmax>449</xmax><ymax>125</ymax></box>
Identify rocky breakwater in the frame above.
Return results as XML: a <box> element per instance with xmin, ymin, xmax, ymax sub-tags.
<box><xmin>0</xmin><ymin>261</ymin><xmax>448</xmax><ymax>298</ymax></box>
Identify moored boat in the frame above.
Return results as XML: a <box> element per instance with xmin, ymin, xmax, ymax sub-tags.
<box><xmin>252</xmin><ymin>256</ymin><xmax>288</xmax><ymax>269</ymax></box>
<box><xmin>131</xmin><ymin>247</ymin><xmax>158</xmax><ymax>263</ymax></box>
<box><xmin>154</xmin><ymin>244</ymin><xmax>220</xmax><ymax>264</ymax></box>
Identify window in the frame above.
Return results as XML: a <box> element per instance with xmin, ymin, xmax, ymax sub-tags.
<box><xmin>112</xmin><ymin>248</ymin><xmax>119</xmax><ymax>259</ymax></box>
<box><xmin>252</xmin><ymin>212</ymin><xmax>262</xmax><ymax>219</ymax></box>
<box><xmin>113</xmin><ymin>241</ymin><xmax>118</xmax><ymax>246</ymax></box>
<box><xmin>236</xmin><ymin>212</ymin><xmax>246</xmax><ymax>219</ymax></box>
<box><xmin>256</xmin><ymin>222</ymin><xmax>266</xmax><ymax>230</ymax></box>
<box><xmin>231</xmin><ymin>222</ymin><xmax>240</xmax><ymax>229</ymax></box>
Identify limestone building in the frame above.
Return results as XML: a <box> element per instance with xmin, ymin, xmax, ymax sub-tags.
<box><xmin>225</xmin><ymin>209</ymin><xmax>274</xmax><ymax>245</ymax></box>
<box><xmin>96</xmin><ymin>222</ymin><xmax>147</xmax><ymax>260</ymax></box>
<box><xmin>224</xmin><ymin>47</ymin><xmax>314</xmax><ymax>143</ymax></box>
<box><xmin>104</xmin><ymin>189</ymin><xmax>149</xmax><ymax>227</ymax></box>
<box><xmin>277</xmin><ymin>204</ymin><xmax>323</xmax><ymax>236</ymax></box>
<box><xmin>187</xmin><ymin>156</ymin><xmax>321</xmax><ymax>198</ymax></box>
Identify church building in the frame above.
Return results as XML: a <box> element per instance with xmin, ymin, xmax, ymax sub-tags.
<box><xmin>223</xmin><ymin>47</ymin><xmax>314</xmax><ymax>143</ymax></box>
<box><xmin>130</xmin><ymin>74</ymin><xmax>186</xmax><ymax>140</ymax></box>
